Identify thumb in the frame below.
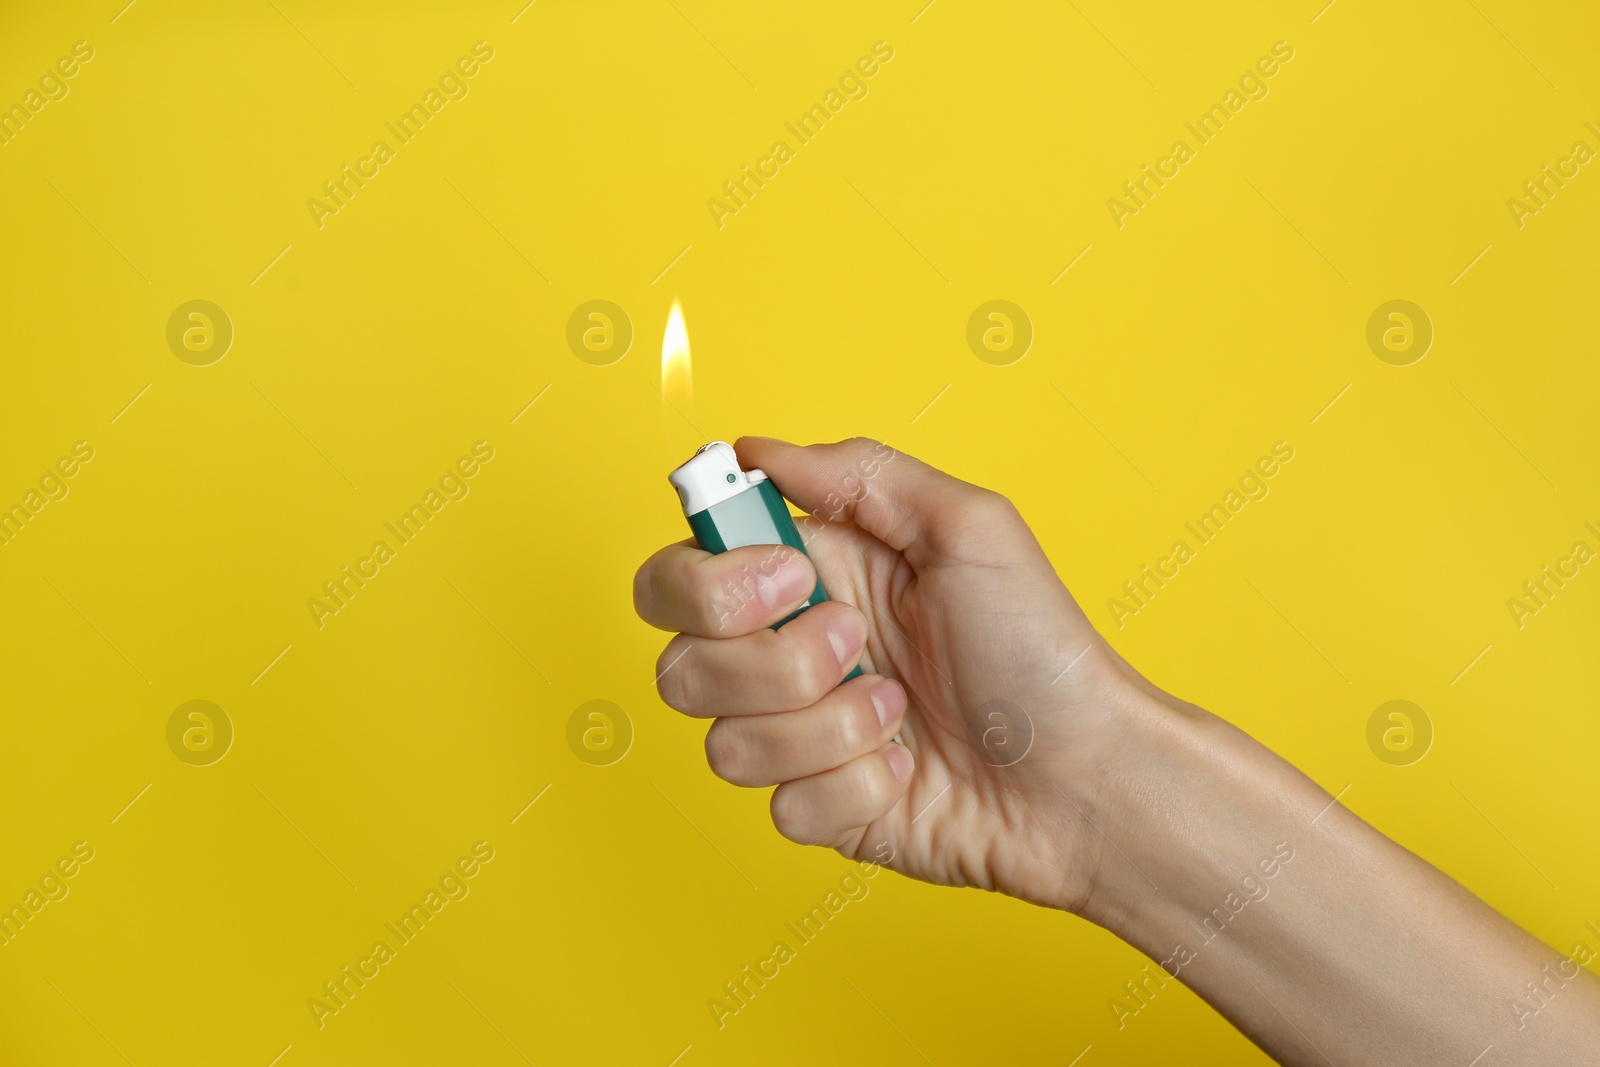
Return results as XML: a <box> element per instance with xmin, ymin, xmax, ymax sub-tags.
<box><xmin>735</xmin><ymin>436</ymin><xmax>1014</xmax><ymax>568</ymax></box>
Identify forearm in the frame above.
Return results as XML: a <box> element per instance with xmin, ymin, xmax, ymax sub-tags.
<box><xmin>1076</xmin><ymin>688</ymin><xmax>1600</xmax><ymax>1065</ymax></box>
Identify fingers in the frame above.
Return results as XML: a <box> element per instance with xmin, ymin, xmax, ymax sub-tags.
<box><xmin>655</xmin><ymin>601</ymin><xmax>866</xmax><ymax>717</ymax></box>
<box><xmin>634</xmin><ymin>539</ymin><xmax>817</xmax><ymax>636</ymax></box>
<box><xmin>770</xmin><ymin>742</ymin><xmax>915</xmax><ymax>847</ymax></box>
<box><xmin>734</xmin><ymin>436</ymin><xmax>1023</xmax><ymax>569</ymax></box>
<box><xmin>705</xmin><ymin>674</ymin><xmax>907</xmax><ymax>787</ymax></box>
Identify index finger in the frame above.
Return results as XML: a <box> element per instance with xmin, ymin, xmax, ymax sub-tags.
<box><xmin>633</xmin><ymin>539</ymin><xmax>819</xmax><ymax>637</ymax></box>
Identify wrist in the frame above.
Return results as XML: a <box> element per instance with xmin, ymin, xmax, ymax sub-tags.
<box><xmin>1059</xmin><ymin>681</ymin><xmax>1316</xmax><ymax>944</ymax></box>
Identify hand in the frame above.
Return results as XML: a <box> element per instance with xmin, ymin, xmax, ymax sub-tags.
<box><xmin>634</xmin><ymin>436</ymin><xmax>1154</xmax><ymax>913</ymax></box>
<box><xmin>635</xmin><ymin>436</ymin><xmax>1600</xmax><ymax>1066</ymax></box>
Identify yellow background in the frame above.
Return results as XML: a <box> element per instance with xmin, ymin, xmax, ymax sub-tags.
<box><xmin>2</xmin><ymin>1</ymin><xmax>1597</xmax><ymax>1063</ymax></box>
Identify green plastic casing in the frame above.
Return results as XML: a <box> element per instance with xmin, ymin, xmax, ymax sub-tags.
<box><xmin>686</xmin><ymin>479</ymin><xmax>863</xmax><ymax>682</ymax></box>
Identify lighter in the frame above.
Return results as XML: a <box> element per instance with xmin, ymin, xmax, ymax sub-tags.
<box><xmin>668</xmin><ymin>441</ymin><xmax>862</xmax><ymax>681</ymax></box>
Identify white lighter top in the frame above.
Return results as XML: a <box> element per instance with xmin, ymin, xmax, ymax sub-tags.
<box><xmin>668</xmin><ymin>441</ymin><xmax>769</xmax><ymax>516</ymax></box>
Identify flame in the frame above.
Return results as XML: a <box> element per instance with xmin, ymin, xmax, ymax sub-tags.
<box><xmin>661</xmin><ymin>298</ymin><xmax>693</xmax><ymax>407</ymax></box>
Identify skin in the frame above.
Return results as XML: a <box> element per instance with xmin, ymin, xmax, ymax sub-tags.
<box><xmin>634</xmin><ymin>436</ymin><xmax>1600</xmax><ymax>1065</ymax></box>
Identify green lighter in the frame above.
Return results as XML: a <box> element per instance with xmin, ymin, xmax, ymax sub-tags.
<box><xmin>668</xmin><ymin>441</ymin><xmax>862</xmax><ymax>681</ymax></box>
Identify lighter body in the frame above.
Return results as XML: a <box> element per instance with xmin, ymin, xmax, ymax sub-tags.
<box><xmin>668</xmin><ymin>441</ymin><xmax>862</xmax><ymax>681</ymax></box>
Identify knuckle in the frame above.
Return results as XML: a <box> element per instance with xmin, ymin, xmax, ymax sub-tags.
<box><xmin>631</xmin><ymin>563</ymin><xmax>657</xmax><ymax>621</ymax></box>
<box><xmin>713</xmin><ymin>570</ymin><xmax>758</xmax><ymax>630</ymax></box>
<box><xmin>708</xmin><ymin>549</ymin><xmax>789</xmax><ymax>632</ymax></box>
<box><xmin>786</xmin><ymin>640</ymin><xmax>834</xmax><ymax>707</ymax></box>
<box><xmin>823</xmin><ymin>436</ymin><xmax>886</xmax><ymax>477</ymax></box>
<box><xmin>858</xmin><ymin>759</ymin><xmax>896</xmax><ymax>812</ymax></box>
<box><xmin>704</xmin><ymin>721</ymin><xmax>747</xmax><ymax>784</ymax></box>
<box><xmin>842</xmin><ymin>435</ymin><xmax>882</xmax><ymax>453</ymax></box>
<box><xmin>682</xmin><ymin>558</ymin><xmax>723</xmax><ymax>631</ymax></box>
<box><xmin>668</xmin><ymin>553</ymin><xmax>728</xmax><ymax>634</ymax></box>
<box><xmin>834</xmin><ymin>700</ymin><xmax>872</xmax><ymax>755</ymax></box>
<box><xmin>769</xmin><ymin>786</ymin><xmax>815</xmax><ymax>845</ymax></box>
<box><xmin>654</xmin><ymin>674</ymin><xmax>685</xmax><ymax>713</ymax></box>
<box><xmin>947</xmin><ymin>488</ymin><xmax>1021</xmax><ymax>540</ymax></box>
<box><xmin>627</xmin><ymin>566</ymin><xmax>646</xmax><ymax>617</ymax></box>
<box><xmin>972</xmin><ymin>487</ymin><xmax>1020</xmax><ymax>523</ymax></box>
<box><xmin>653</xmin><ymin>640</ymin><xmax>697</xmax><ymax>714</ymax></box>
<box><xmin>700</xmin><ymin>594</ymin><xmax>730</xmax><ymax>635</ymax></box>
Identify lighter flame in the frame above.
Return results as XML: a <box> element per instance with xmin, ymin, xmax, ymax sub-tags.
<box><xmin>662</xmin><ymin>298</ymin><xmax>693</xmax><ymax>406</ymax></box>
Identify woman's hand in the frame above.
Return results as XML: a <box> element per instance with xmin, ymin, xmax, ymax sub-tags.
<box><xmin>634</xmin><ymin>435</ymin><xmax>1152</xmax><ymax>915</ymax></box>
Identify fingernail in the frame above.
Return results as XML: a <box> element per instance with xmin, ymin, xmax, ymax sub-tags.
<box><xmin>871</xmin><ymin>682</ymin><xmax>904</xmax><ymax>731</ymax></box>
<box><xmin>825</xmin><ymin>610</ymin><xmax>865</xmax><ymax>669</ymax></box>
<box><xmin>756</xmin><ymin>552</ymin><xmax>811</xmax><ymax>609</ymax></box>
<box><xmin>885</xmin><ymin>744</ymin><xmax>914</xmax><ymax>782</ymax></box>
